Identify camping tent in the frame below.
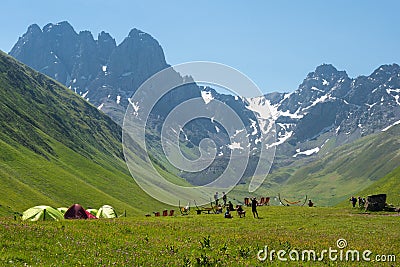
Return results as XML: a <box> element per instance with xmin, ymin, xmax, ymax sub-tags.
<box><xmin>57</xmin><ymin>207</ymin><xmax>68</xmax><ymax>214</ymax></box>
<box><xmin>86</xmin><ymin>208</ymin><xmax>98</xmax><ymax>216</ymax></box>
<box><xmin>64</xmin><ymin>204</ymin><xmax>96</xmax><ymax>219</ymax></box>
<box><xmin>96</xmin><ymin>205</ymin><xmax>118</xmax><ymax>218</ymax></box>
<box><xmin>22</xmin><ymin>206</ymin><xmax>64</xmax><ymax>221</ymax></box>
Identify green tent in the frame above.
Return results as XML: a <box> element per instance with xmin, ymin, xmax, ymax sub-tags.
<box><xmin>96</xmin><ymin>205</ymin><xmax>118</xmax><ymax>218</ymax></box>
<box><xmin>57</xmin><ymin>207</ymin><xmax>68</xmax><ymax>214</ymax></box>
<box><xmin>22</xmin><ymin>205</ymin><xmax>64</xmax><ymax>221</ymax></box>
<box><xmin>86</xmin><ymin>208</ymin><xmax>98</xmax><ymax>216</ymax></box>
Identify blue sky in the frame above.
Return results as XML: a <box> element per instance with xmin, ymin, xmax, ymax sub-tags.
<box><xmin>1</xmin><ymin>0</ymin><xmax>400</xmax><ymax>93</ymax></box>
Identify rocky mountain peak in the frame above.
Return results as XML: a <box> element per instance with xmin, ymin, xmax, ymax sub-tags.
<box><xmin>370</xmin><ymin>64</ymin><xmax>400</xmax><ymax>81</ymax></box>
<box><xmin>306</xmin><ymin>63</ymin><xmax>348</xmax><ymax>81</ymax></box>
<box><xmin>96</xmin><ymin>32</ymin><xmax>116</xmax><ymax>64</ymax></box>
<box><xmin>314</xmin><ymin>63</ymin><xmax>338</xmax><ymax>74</ymax></box>
<box><xmin>98</xmin><ymin>31</ymin><xmax>115</xmax><ymax>44</ymax></box>
<box><xmin>9</xmin><ymin>22</ymin><xmax>170</xmax><ymax>124</ymax></box>
<box><xmin>27</xmin><ymin>24</ymin><xmax>41</xmax><ymax>35</ymax></box>
<box><xmin>124</xmin><ymin>28</ymin><xmax>163</xmax><ymax>48</ymax></box>
<box><xmin>79</xmin><ymin>30</ymin><xmax>95</xmax><ymax>41</ymax></box>
<box><xmin>42</xmin><ymin>21</ymin><xmax>75</xmax><ymax>35</ymax></box>
<box><xmin>128</xmin><ymin>28</ymin><xmax>143</xmax><ymax>37</ymax></box>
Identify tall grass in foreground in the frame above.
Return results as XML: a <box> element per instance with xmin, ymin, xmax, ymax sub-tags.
<box><xmin>0</xmin><ymin>206</ymin><xmax>398</xmax><ymax>266</ymax></box>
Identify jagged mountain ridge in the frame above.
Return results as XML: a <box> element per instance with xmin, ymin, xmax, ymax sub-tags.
<box><xmin>10</xmin><ymin>21</ymin><xmax>168</xmax><ymax>124</ymax></box>
<box><xmin>257</xmin><ymin>63</ymin><xmax>400</xmax><ymax>161</ymax></box>
<box><xmin>9</xmin><ymin>21</ymin><xmax>400</xmax><ymax>177</ymax></box>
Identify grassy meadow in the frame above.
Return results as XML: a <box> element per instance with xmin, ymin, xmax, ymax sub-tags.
<box><xmin>1</xmin><ymin>206</ymin><xmax>398</xmax><ymax>266</ymax></box>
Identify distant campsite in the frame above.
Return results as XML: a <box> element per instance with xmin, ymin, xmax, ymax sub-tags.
<box><xmin>22</xmin><ymin>204</ymin><xmax>118</xmax><ymax>221</ymax></box>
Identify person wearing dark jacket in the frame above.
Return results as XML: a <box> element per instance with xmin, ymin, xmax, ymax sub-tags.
<box><xmin>228</xmin><ymin>201</ymin><xmax>234</xmax><ymax>212</ymax></box>
<box><xmin>251</xmin><ymin>197</ymin><xmax>259</xmax><ymax>218</ymax></box>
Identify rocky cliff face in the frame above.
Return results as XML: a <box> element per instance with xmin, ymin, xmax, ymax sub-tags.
<box><xmin>179</xmin><ymin>63</ymin><xmax>400</xmax><ymax>168</ymax></box>
<box><xmin>10</xmin><ymin>21</ymin><xmax>168</xmax><ymax>124</ymax></box>
<box><xmin>251</xmin><ymin>63</ymin><xmax>400</xmax><ymax>164</ymax></box>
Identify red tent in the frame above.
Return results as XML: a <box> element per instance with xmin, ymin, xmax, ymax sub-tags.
<box><xmin>85</xmin><ymin>210</ymin><xmax>97</xmax><ymax>219</ymax></box>
<box><xmin>64</xmin><ymin>204</ymin><xmax>97</xmax><ymax>219</ymax></box>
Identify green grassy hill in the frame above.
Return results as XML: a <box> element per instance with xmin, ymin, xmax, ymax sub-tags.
<box><xmin>261</xmin><ymin>124</ymin><xmax>400</xmax><ymax>206</ymax></box>
<box><xmin>354</xmin><ymin>164</ymin><xmax>400</xmax><ymax>206</ymax></box>
<box><xmin>0</xmin><ymin>51</ymin><xmax>171</xmax><ymax>216</ymax></box>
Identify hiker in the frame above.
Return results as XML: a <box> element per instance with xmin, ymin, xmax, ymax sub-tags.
<box><xmin>251</xmin><ymin>197</ymin><xmax>259</xmax><ymax>218</ymax></box>
<box><xmin>358</xmin><ymin>197</ymin><xmax>365</xmax><ymax>208</ymax></box>
<box><xmin>308</xmin><ymin>199</ymin><xmax>314</xmax><ymax>207</ymax></box>
<box><xmin>216</xmin><ymin>204</ymin><xmax>223</xmax><ymax>214</ymax></box>
<box><xmin>222</xmin><ymin>192</ymin><xmax>227</xmax><ymax>206</ymax></box>
<box><xmin>244</xmin><ymin>197</ymin><xmax>250</xmax><ymax>206</ymax></box>
<box><xmin>228</xmin><ymin>201</ymin><xmax>234</xmax><ymax>212</ymax></box>
<box><xmin>350</xmin><ymin>196</ymin><xmax>357</xmax><ymax>207</ymax></box>
<box><xmin>214</xmin><ymin>192</ymin><xmax>219</xmax><ymax>206</ymax></box>
<box><xmin>236</xmin><ymin>205</ymin><xmax>245</xmax><ymax>218</ymax></box>
<box><xmin>224</xmin><ymin>208</ymin><xmax>232</xmax><ymax>218</ymax></box>
<box><xmin>224</xmin><ymin>209</ymin><xmax>232</xmax><ymax>218</ymax></box>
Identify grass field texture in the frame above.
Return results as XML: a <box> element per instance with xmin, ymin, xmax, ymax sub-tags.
<box><xmin>1</xmin><ymin>206</ymin><xmax>398</xmax><ymax>266</ymax></box>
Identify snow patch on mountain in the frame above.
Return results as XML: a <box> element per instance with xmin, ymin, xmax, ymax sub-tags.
<box><xmin>267</xmin><ymin>130</ymin><xmax>293</xmax><ymax>148</ymax></box>
<box><xmin>303</xmin><ymin>94</ymin><xmax>335</xmax><ymax>111</ymax></box>
<box><xmin>311</xmin><ymin>86</ymin><xmax>324</xmax><ymax>92</ymax></box>
<box><xmin>201</xmin><ymin>90</ymin><xmax>214</xmax><ymax>104</ymax></box>
<box><xmin>249</xmin><ymin>119</ymin><xmax>258</xmax><ymax>135</ymax></box>
<box><xmin>128</xmin><ymin>98</ymin><xmax>140</xmax><ymax>116</ymax></box>
<box><xmin>280</xmin><ymin>109</ymin><xmax>304</xmax><ymax>119</ymax></box>
<box><xmin>82</xmin><ymin>90</ymin><xmax>89</xmax><ymax>98</ymax></box>
<box><xmin>293</xmin><ymin>147</ymin><xmax>320</xmax><ymax>157</ymax></box>
<box><xmin>381</xmin><ymin>119</ymin><xmax>400</xmax><ymax>132</ymax></box>
<box><xmin>245</xmin><ymin>96</ymin><xmax>276</xmax><ymax>120</ymax></box>
<box><xmin>228</xmin><ymin>142</ymin><xmax>243</xmax><ymax>150</ymax></box>
<box><xmin>386</xmin><ymin>88</ymin><xmax>400</xmax><ymax>105</ymax></box>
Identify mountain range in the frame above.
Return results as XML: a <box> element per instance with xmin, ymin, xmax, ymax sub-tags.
<box><xmin>6</xmin><ymin>21</ymin><xmax>400</xmax><ymax>206</ymax></box>
<box><xmin>10</xmin><ymin>22</ymin><xmax>400</xmax><ymax>152</ymax></box>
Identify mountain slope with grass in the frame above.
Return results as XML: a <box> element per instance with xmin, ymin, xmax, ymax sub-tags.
<box><xmin>261</xmin><ymin>124</ymin><xmax>400</xmax><ymax>206</ymax></box>
<box><xmin>0</xmin><ymin>50</ymin><xmax>170</xmax><ymax>216</ymax></box>
<box><xmin>354</xmin><ymin>164</ymin><xmax>400</xmax><ymax>206</ymax></box>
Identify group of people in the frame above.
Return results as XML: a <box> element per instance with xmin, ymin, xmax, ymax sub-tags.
<box><xmin>213</xmin><ymin>191</ymin><xmax>227</xmax><ymax>206</ymax></box>
<box><xmin>214</xmin><ymin>192</ymin><xmax>259</xmax><ymax>219</ymax></box>
<box><xmin>350</xmin><ymin>196</ymin><xmax>366</xmax><ymax>208</ymax></box>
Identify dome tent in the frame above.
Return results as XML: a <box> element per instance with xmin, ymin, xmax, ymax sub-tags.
<box><xmin>96</xmin><ymin>205</ymin><xmax>118</xmax><ymax>218</ymax></box>
<box><xmin>57</xmin><ymin>207</ymin><xmax>68</xmax><ymax>214</ymax></box>
<box><xmin>64</xmin><ymin>204</ymin><xmax>97</xmax><ymax>219</ymax></box>
<box><xmin>86</xmin><ymin>208</ymin><xmax>98</xmax><ymax>216</ymax></box>
<box><xmin>22</xmin><ymin>206</ymin><xmax>64</xmax><ymax>221</ymax></box>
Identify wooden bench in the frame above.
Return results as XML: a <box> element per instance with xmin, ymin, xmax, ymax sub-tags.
<box><xmin>196</xmin><ymin>207</ymin><xmax>214</xmax><ymax>214</ymax></box>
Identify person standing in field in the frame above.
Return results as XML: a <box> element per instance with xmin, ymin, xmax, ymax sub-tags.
<box><xmin>222</xmin><ymin>192</ymin><xmax>227</xmax><ymax>206</ymax></box>
<box><xmin>350</xmin><ymin>196</ymin><xmax>357</xmax><ymax>207</ymax></box>
<box><xmin>214</xmin><ymin>192</ymin><xmax>219</xmax><ymax>206</ymax></box>
<box><xmin>251</xmin><ymin>197</ymin><xmax>259</xmax><ymax>218</ymax></box>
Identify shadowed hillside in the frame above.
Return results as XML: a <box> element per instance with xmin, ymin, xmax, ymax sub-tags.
<box><xmin>0</xmin><ymin>51</ymin><xmax>169</xmax><ymax>216</ymax></box>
